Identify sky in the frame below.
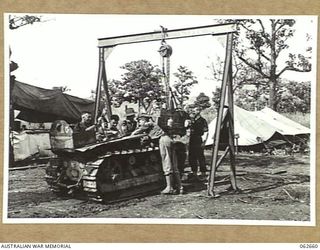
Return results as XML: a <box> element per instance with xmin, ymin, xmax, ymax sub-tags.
<box><xmin>5</xmin><ymin>14</ymin><xmax>317</xmax><ymax>100</ymax></box>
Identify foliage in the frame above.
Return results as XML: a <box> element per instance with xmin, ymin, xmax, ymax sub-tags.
<box><xmin>211</xmin><ymin>78</ymin><xmax>310</xmax><ymax>114</ymax></box>
<box><xmin>214</xmin><ymin>19</ymin><xmax>312</xmax><ymax>111</ymax></box>
<box><xmin>201</xmin><ymin>107</ymin><xmax>216</xmax><ymax>124</ymax></box>
<box><xmin>234</xmin><ymin>87</ymin><xmax>268</xmax><ymax>111</ymax></box>
<box><xmin>277</xmin><ymin>81</ymin><xmax>311</xmax><ymax>113</ymax></box>
<box><xmin>235</xmin><ymin>19</ymin><xmax>311</xmax><ymax>110</ymax></box>
<box><xmin>107</xmin><ymin>79</ymin><xmax>125</xmax><ymax>108</ymax></box>
<box><xmin>207</xmin><ymin>55</ymin><xmax>266</xmax><ymax>92</ymax></box>
<box><xmin>212</xmin><ymin>87</ymin><xmax>221</xmax><ymax>111</ymax></box>
<box><xmin>111</xmin><ymin>60</ymin><xmax>165</xmax><ymax>111</ymax></box>
<box><xmin>193</xmin><ymin>92</ymin><xmax>211</xmax><ymax>111</ymax></box>
<box><xmin>172</xmin><ymin>65</ymin><xmax>198</xmax><ymax>108</ymax></box>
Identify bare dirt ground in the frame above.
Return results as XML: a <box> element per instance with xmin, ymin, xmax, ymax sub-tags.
<box><xmin>6</xmin><ymin>151</ymin><xmax>311</xmax><ymax>222</ymax></box>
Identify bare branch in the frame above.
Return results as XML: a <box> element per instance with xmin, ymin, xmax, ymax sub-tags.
<box><xmin>238</xmin><ymin>22</ymin><xmax>256</xmax><ymax>34</ymax></box>
<box><xmin>274</xmin><ymin>19</ymin><xmax>281</xmax><ymax>26</ymax></box>
<box><xmin>257</xmin><ymin>19</ymin><xmax>265</xmax><ymax>32</ymax></box>
<box><xmin>275</xmin><ymin>35</ymin><xmax>292</xmax><ymax>58</ymax></box>
<box><xmin>260</xmin><ymin>51</ymin><xmax>271</xmax><ymax>61</ymax></box>
<box><xmin>274</xmin><ymin>23</ymin><xmax>287</xmax><ymax>34</ymax></box>
<box><xmin>257</xmin><ymin>19</ymin><xmax>271</xmax><ymax>44</ymax></box>
<box><xmin>237</xmin><ymin>55</ymin><xmax>269</xmax><ymax>79</ymax></box>
<box><xmin>238</xmin><ymin>22</ymin><xmax>250</xmax><ymax>32</ymax></box>
<box><xmin>276</xmin><ymin>66</ymin><xmax>311</xmax><ymax>78</ymax></box>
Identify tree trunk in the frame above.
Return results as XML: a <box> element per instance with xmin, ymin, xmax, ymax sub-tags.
<box><xmin>268</xmin><ymin>79</ymin><xmax>277</xmax><ymax>111</ymax></box>
<box><xmin>269</xmin><ymin>20</ymin><xmax>278</xmax><ymax>111</ymax></box>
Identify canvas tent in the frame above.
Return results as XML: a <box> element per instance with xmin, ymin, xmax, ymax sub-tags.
<box><xmin>11</xmin><ymin>130</ymin><xmax>55</xmax><ymax>162</ymax></box>
<box><xmin>205</xmin><ymin>106</ymin><xmax>310</xmax><ymax>150</ymax></box>
<box><xmin>253</xmin><ymin>107</ymin><xmax>310</xmax><ymax>136</ymax></box>
<box><xmin>12</xmin><ymin>80</ymin><xmax>95</xmax><ymax>123</ymax></box>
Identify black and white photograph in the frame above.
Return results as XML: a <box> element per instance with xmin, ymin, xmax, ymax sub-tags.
<box><xmin>3</xmin><ymin>14</ymin><xmax>317</xmax><ymax>225</ymax></box>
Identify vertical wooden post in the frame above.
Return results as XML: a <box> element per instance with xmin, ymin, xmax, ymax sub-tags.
<box><xmin>94</xmin><ymin>47</ymin><xmax>113</xmax><ymax>123</ymax></box>
<box><xmin>207</xmin><ymin>33</ymin><xmax>236</xmax><ymax>197</ymax></box>
<box><xmin>101</xmin><ymin>49</ymin><xmax>112</xmax><ymax>120</ymax></box>
<box><xmin>94</xmin><ymin>48</ymin><xmax>104</xmax><ymax>123</ymax></box>
<box><xmin>227</xmin><ymin>35</ymin><xmax>238</xmax><ymax>190</ymax></box>
<box><xmin>9</xmin><ymin>75</ymin><xmax>15</xmax><ymax>166</ymax></box>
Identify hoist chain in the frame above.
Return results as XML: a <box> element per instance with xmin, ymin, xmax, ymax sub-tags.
<box><xmin>158</xmin><ymin>25</ymin><xmax>174</xmax><ymax>109</ymax></box>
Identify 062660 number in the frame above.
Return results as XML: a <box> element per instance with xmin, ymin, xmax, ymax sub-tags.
<box><xmin>300</xmin><ymin>244</ymin><xmax>319</xmax><ymax>248</ymax></box>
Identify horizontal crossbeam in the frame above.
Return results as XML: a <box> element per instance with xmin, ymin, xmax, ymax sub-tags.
<box><xmin>98</xmin><ymin>23</ymin><xmax>236</xmax><ymax>48</ymax></box>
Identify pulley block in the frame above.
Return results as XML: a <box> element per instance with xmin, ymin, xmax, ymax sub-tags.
<box><xmin>158</xmin><ymin>43</ymin><xmax>173</xmax><ymax>58</ymax></box>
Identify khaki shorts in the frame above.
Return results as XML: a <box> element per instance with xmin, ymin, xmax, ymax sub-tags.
<box><xmin>159</xmin><ymin>135</ymin><xmax>179</xmax><ymax>175</ymax></box>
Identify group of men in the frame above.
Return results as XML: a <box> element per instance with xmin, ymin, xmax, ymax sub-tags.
<box><xmin>73</xmin><ymin>107</ymin><xmax>138</xmax><ymax>141</ymax></box>
<box><xmin>73</xmin><ymin>105</ymin><xmax>209</xmax><ymax>195</ymax></box>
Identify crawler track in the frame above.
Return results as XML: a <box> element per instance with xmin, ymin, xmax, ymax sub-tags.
<box><xmin>45</xmin><ymin>146</ymin><xmax>165</xmax><ymax>203</ymax></box>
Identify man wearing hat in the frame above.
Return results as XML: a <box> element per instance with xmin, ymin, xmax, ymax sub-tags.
<box><xmin>141</xmin><ymin>97</ymin><xmax>152</xmax><ymax>114</ymax></box>
<box><xmin>131</xmin><ymin>113</ymin><xmax>156</xmax><ymax>136</ymax></box>
<box><xmin>124</xmin><ymin>107</ymin><xmax>137</xmax><ymax>135</ymax></box>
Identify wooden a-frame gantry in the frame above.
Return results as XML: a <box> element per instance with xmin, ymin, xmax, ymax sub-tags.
<box><xmin>95</xmin><ymin>22</ymin><xmax>238</xmax><ymax>197</ymax></box>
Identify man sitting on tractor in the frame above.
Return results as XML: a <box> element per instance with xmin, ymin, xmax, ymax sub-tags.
<box><xmin>73</xmin><ymin>111</ymin><xmax>95</xmax><ymax>133</ymax></box>
<box><xmin>123</xmin><ymin>108</ymin><xmax>137</xmax><ymax>135</ymax></box>
<box><xmin>104</xmin><ymin>114</ymin><xmax>121</xmax><ymax>141</ymax></box>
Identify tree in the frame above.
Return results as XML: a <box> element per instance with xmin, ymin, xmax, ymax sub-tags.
<box><xmin>234</xmin><ymin>88</ymin><xmax>268</xmax><ymax>111</ymax></box>
<box><xmin>233</xmin><ymin>80</ymin><xmax>311</xmax><ymax>113</ymax></box>
<box><xmin>207</xmin><ymin>55</ymin><xmax>266</xmax><ymax>92</ymax></box>
<box><xmin>207</xmin><ymin>54</ymin><xmax>268</xmax><ymax>111</ymax></box>
<box><xmin>194</xmin><ymin>92</ymin><xmax>211</xmax><ymax>111</ymax></box>
<box><xmin>277</xmin><ymin>80</ymin><xmax>311</xmax><ymax>113</ymax></box>
<box><xmin>110</xmin><ymin>60</ymin><xmax>164</xmax><ymax>111</ymax></box>
<box><xmin>230</xmin><ymin>19</ymin><xmax>311</xmax><ymax>110</ymax></box>
<box><xmin>172</xmin><ymin>65</ymin><xmax>198</xmax><ymax>108</ymax></box>
<box><xmin>212</xmin><ymin>87</ymin><xmax>221</xmax><ymax>111</ymax></box>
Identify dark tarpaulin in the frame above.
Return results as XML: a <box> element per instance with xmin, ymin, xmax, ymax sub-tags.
<box><xmin>12</xmin><ymin>80</ymin><xmax>95</xmax><ymax>123</ymax></box>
